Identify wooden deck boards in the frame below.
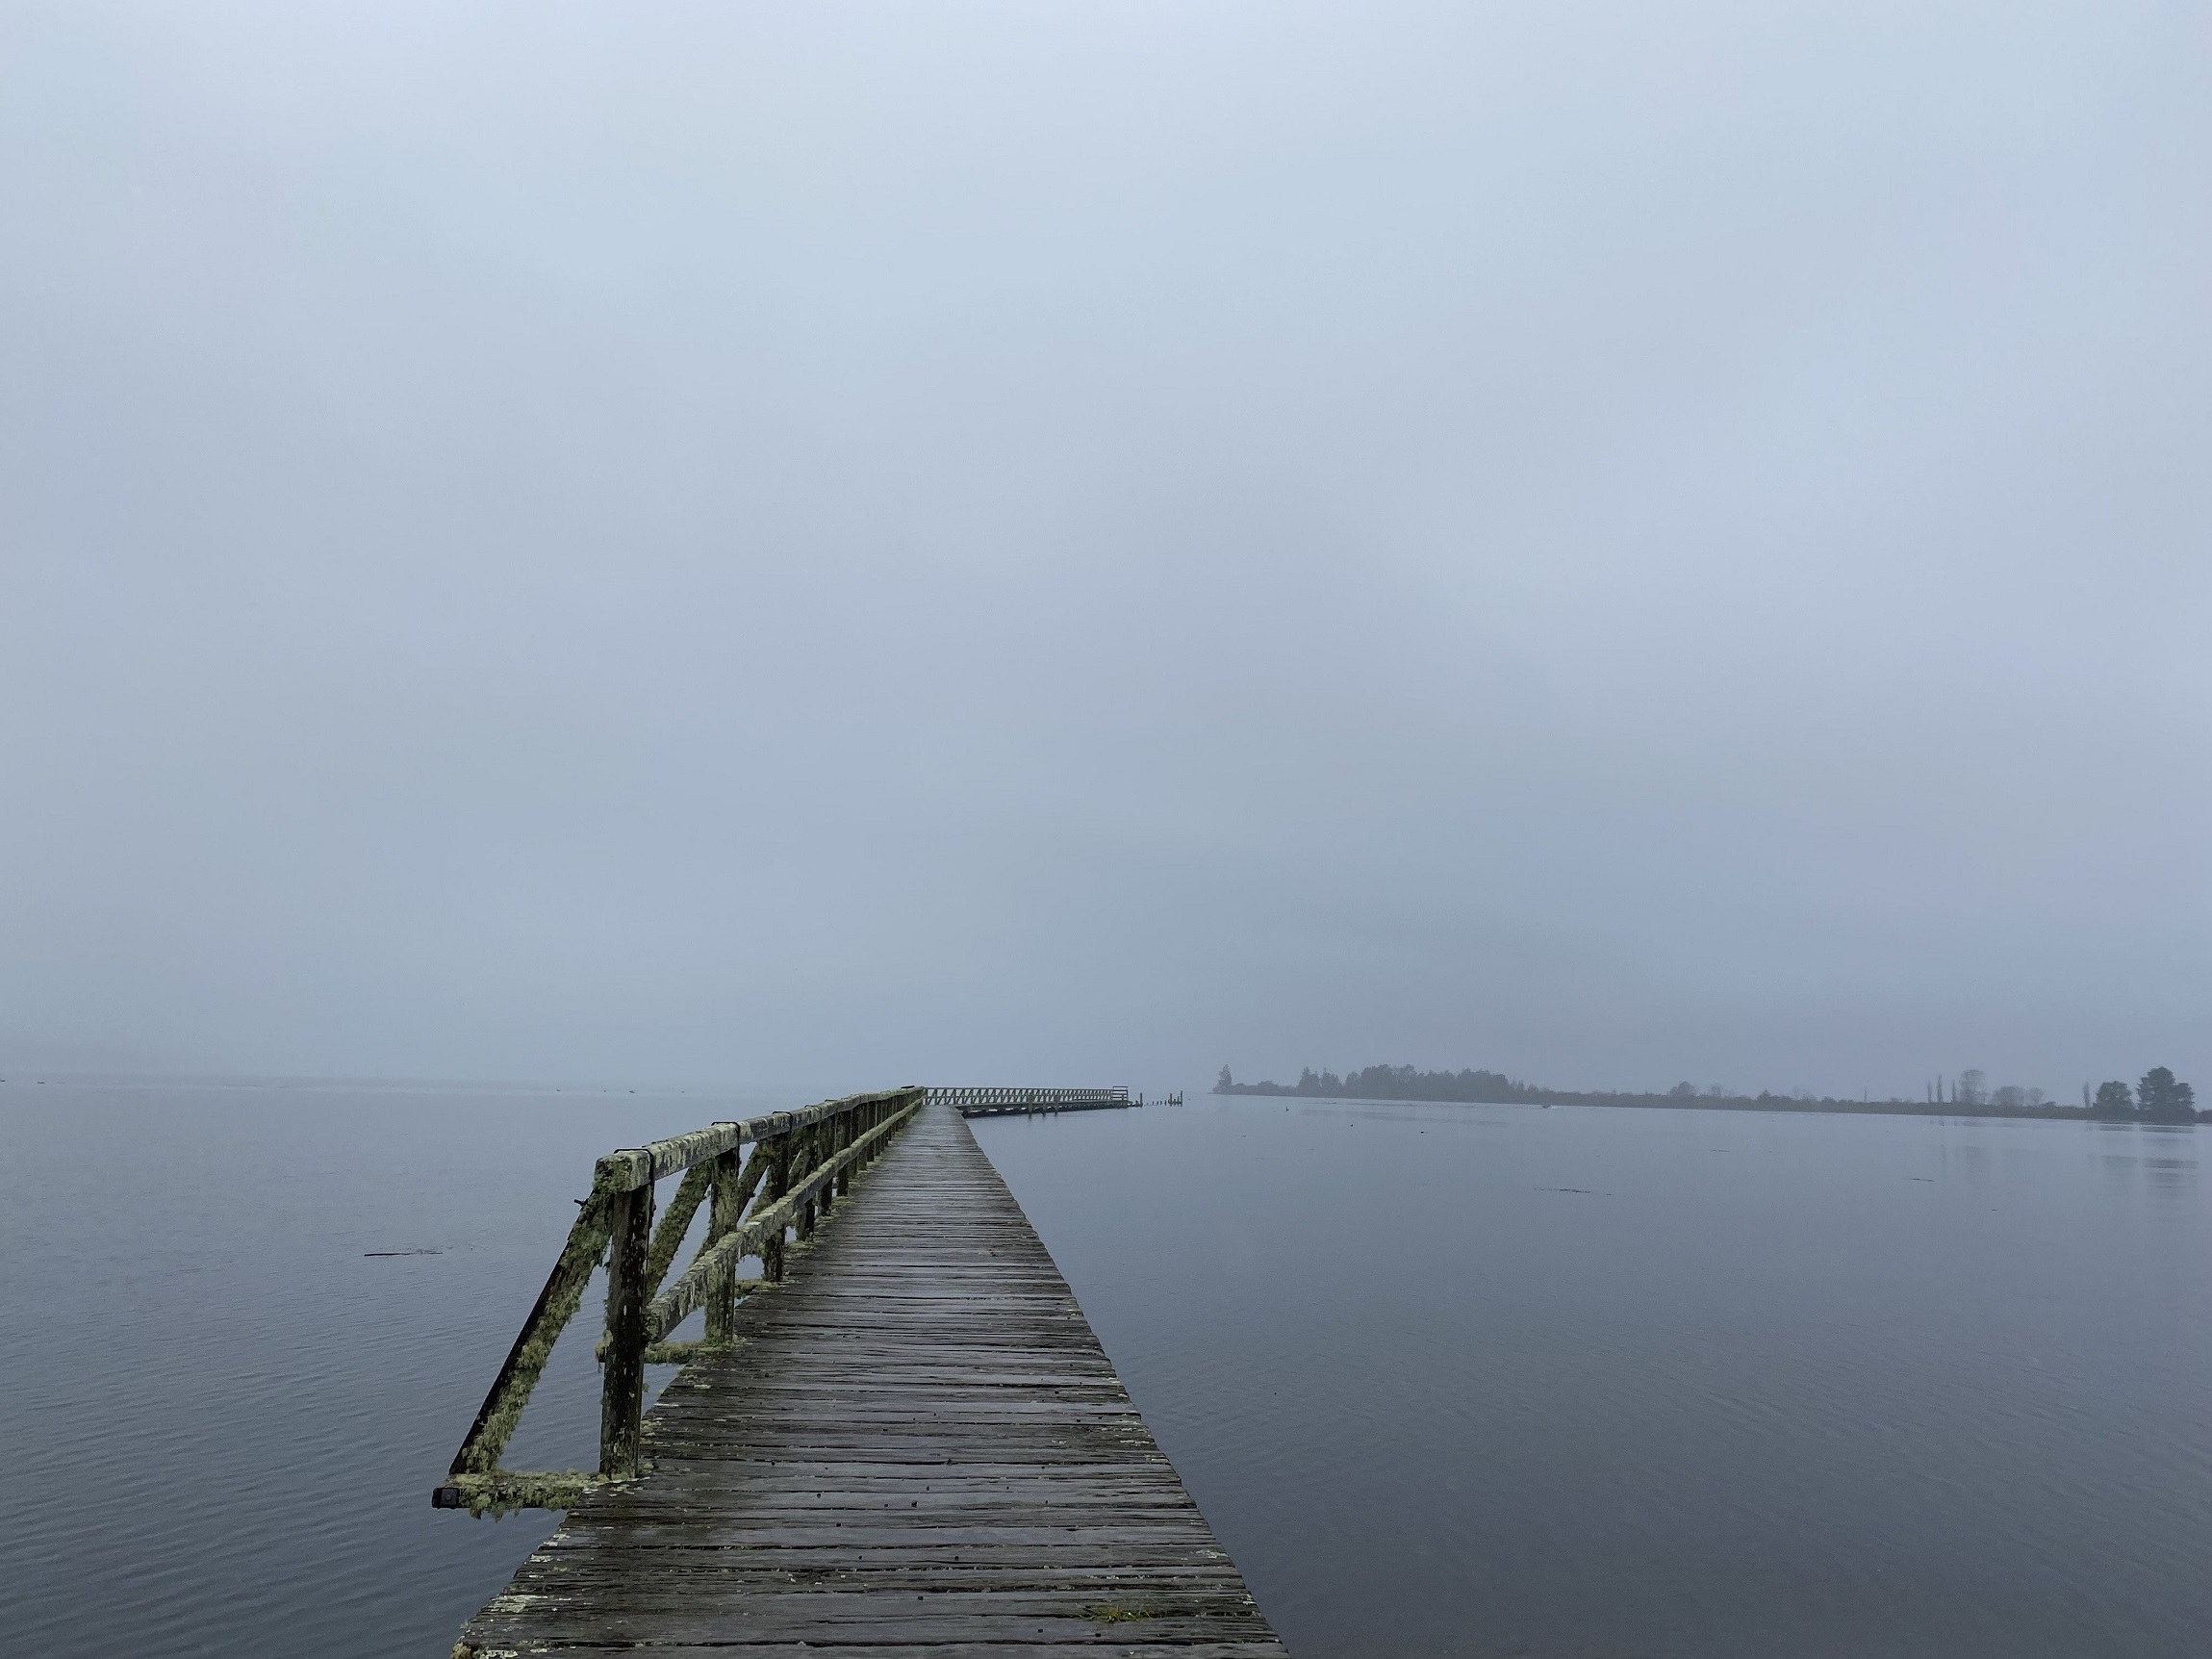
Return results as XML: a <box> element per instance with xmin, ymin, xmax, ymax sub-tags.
<box><xmin>456</xmin><ymin>1101</ymin><xmax>1287</xmax><ymax>1657</ymax></box>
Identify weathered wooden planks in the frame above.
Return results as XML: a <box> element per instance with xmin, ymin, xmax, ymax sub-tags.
<box><xmin>454</xmin><ymin>1100</ymin><xmax>1285</xmax><ymax>1657</ymax></box>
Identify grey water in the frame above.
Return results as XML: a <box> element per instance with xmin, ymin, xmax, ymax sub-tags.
<box><xmin>6</xmin><ymin>1084</ymin><xmax>2210</xmax><ymax>1657</ymax></box>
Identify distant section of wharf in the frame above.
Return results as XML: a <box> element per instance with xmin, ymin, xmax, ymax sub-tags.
<box><xmin>439</xmin><ymin>1085</ymin><xmax>1279</xmax><ymax>1657</ymax></box>
<box><xmin>935</xmin><ymin>1085</ymin><xmax>1182</xmax><ymax>1117</ymax></box>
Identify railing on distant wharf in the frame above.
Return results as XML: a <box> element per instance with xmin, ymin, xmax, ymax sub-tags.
<box><xmin>432</xmin><ymin>1082</ymin><xmax>1141</xmax><ymax>1516</ymax></box>
<box><xmin>930</xmin><ymin>1085</ymin><xmax>1154</xmax><ymax>1116</ymax></box>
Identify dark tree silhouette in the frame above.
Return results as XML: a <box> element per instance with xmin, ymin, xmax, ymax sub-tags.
<box><xmin>2092</xmin><ymin>1081</ymin><xmax>2134</xmax><ymax>1117</ymax></box>
<box><xmin>2137</xmin><ymin>1067</ymin><xmax>2198</xmax><ymax>1123</ymax></box>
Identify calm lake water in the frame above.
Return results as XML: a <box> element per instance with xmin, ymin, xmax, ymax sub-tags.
<box><xmin>6</xmin><ymin>1082</ymin><xmax>2210</xmax><ymax>1657</ymax></box>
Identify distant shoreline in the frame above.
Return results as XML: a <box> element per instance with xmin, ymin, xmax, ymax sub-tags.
<box><xmin>1213</xmin><ymin>1082</ymin><xmax>2204</xmax><ymax>1126</ymax></box>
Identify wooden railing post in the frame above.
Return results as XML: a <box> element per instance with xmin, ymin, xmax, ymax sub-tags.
<box><xmin>599</xmin><ymin>1174</ymin><xmax>653</xmax><ymax>1477</ymax></box>
<box><xmin>761</xmin><ymin>1131</ymin><xmax>793</xmax><ymax>1282</ymax></box>
<box><xmin>797</xmin><ymin>1121</ymin><xmax>821</xmax><ymax>1242</ymax></box>
<box><xmin>705</xmin><ymin>1147</ymin><xmax>744</xmax><ymax>1344</ymax></box>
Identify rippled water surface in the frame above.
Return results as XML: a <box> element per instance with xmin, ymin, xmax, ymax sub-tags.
<box><xmin>8</xmin><ymin>1084</ymin><xmax>2211</xmax><ymax>1657</ymax></box>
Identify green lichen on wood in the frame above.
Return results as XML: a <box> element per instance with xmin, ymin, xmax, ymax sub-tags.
<box><xmin>635</xmin><ymin>1118</ymin><xmax>750</xmax><ymax>1183</ymax></box>
<box><xmin>440</xmin><ymin>1088</ymin><xmax>926</xmax><ymax>1511</ymax></box>
<box><xmin>706</xmin><ymin>1146</ymin><xmax>765</xmax><ymax>1343</ymax></box>
<box><xmin>707</xmin><ymin>1144</ymin><xmax>769</xmax><ymax>1250</ymax></box>
<box><xmin>615</xmin><ymin>1087</ymin><xmax>919</xmax><ymax>1190</ymax></box>
<box><xmin>442</xmin><ymin>1468</ymin><xmax>629</xmax><ymax>1519</ymax></box>
<box><xmin>593</xmin><ymin>1146</ymin><xmax>653</xmax><ymax>1191</ymax></box>
<box><xmin>596</xmin><ymin>1150</ymin><xmax>775</xmax><ymax>1360</ymax></box>
<box><xmin>643</xmin><ymin>1160</ymin><xmax>714</xmax><ymax>1300</ymax></box>
<box><xmin>449</xmin><ymin>1188</ymin><xmax>615</xmax><ymax>1477</ymax></box>
<box><xmin>644</xmin><ymin>1101</ymin><xmax>920</xmax><ymax>1342</ymax></box>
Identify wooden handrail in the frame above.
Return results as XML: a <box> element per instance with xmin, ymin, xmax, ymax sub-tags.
<box><xmin>434</xmin><ymin>1085</ymin><xmax>925</xmax><ymax>1514</ymax></box>
<box><xmin>596</xmin><ymin>1085</ymin><xmax>922</xmax><ymax>1191</ymax></box>
<box><xmin>643</xmin><ymin>1096</ymin><xmax>923</xmax><ymax>1343</ymax></box>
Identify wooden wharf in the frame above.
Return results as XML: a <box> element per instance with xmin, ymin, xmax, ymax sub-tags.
<box><xmin>929</xmin><ymin>1085</ymin><xmax>1140</xmax><ymax>1118</ymax></box>
<box><xmin>440</xmin><ymin>1087</ymin><xmax>1285</xmax><ymax>1658</ymax></box>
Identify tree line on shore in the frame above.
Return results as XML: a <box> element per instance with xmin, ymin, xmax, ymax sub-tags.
<box><xmin>1214</xmin><ymin>1062</ymin><xmax>2202</xmax><ymax>1122</ymax></box>
<box><xmin>2086</xmin><ymin>1068</ymin><xmax>2197</xmax><ymax>1121</ymax></box>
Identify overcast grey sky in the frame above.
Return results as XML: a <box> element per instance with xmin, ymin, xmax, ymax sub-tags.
<box><xmin>2</xmin><ymin>2</ymin><xmax>2205</xmax><ymax>1098</ymax></box>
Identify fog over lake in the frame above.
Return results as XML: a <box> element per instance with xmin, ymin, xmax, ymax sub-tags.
<box><xmin>3</xmin><ymin>3</ymin><xmax>2205</xmax><ymax>1096</ymax></box>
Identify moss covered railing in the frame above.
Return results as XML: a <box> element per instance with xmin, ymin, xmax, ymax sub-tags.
<box><xmin>431</xmin><ymin>1085</ymin><xmax>925</xmax><ymax>1516</ymax></box>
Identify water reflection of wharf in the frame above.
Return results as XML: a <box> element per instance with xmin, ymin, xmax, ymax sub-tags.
<box><xmin>436</xmin><ymin>1085</ymin><xmax>1281</xmax><ymax>1657</ymax></box>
